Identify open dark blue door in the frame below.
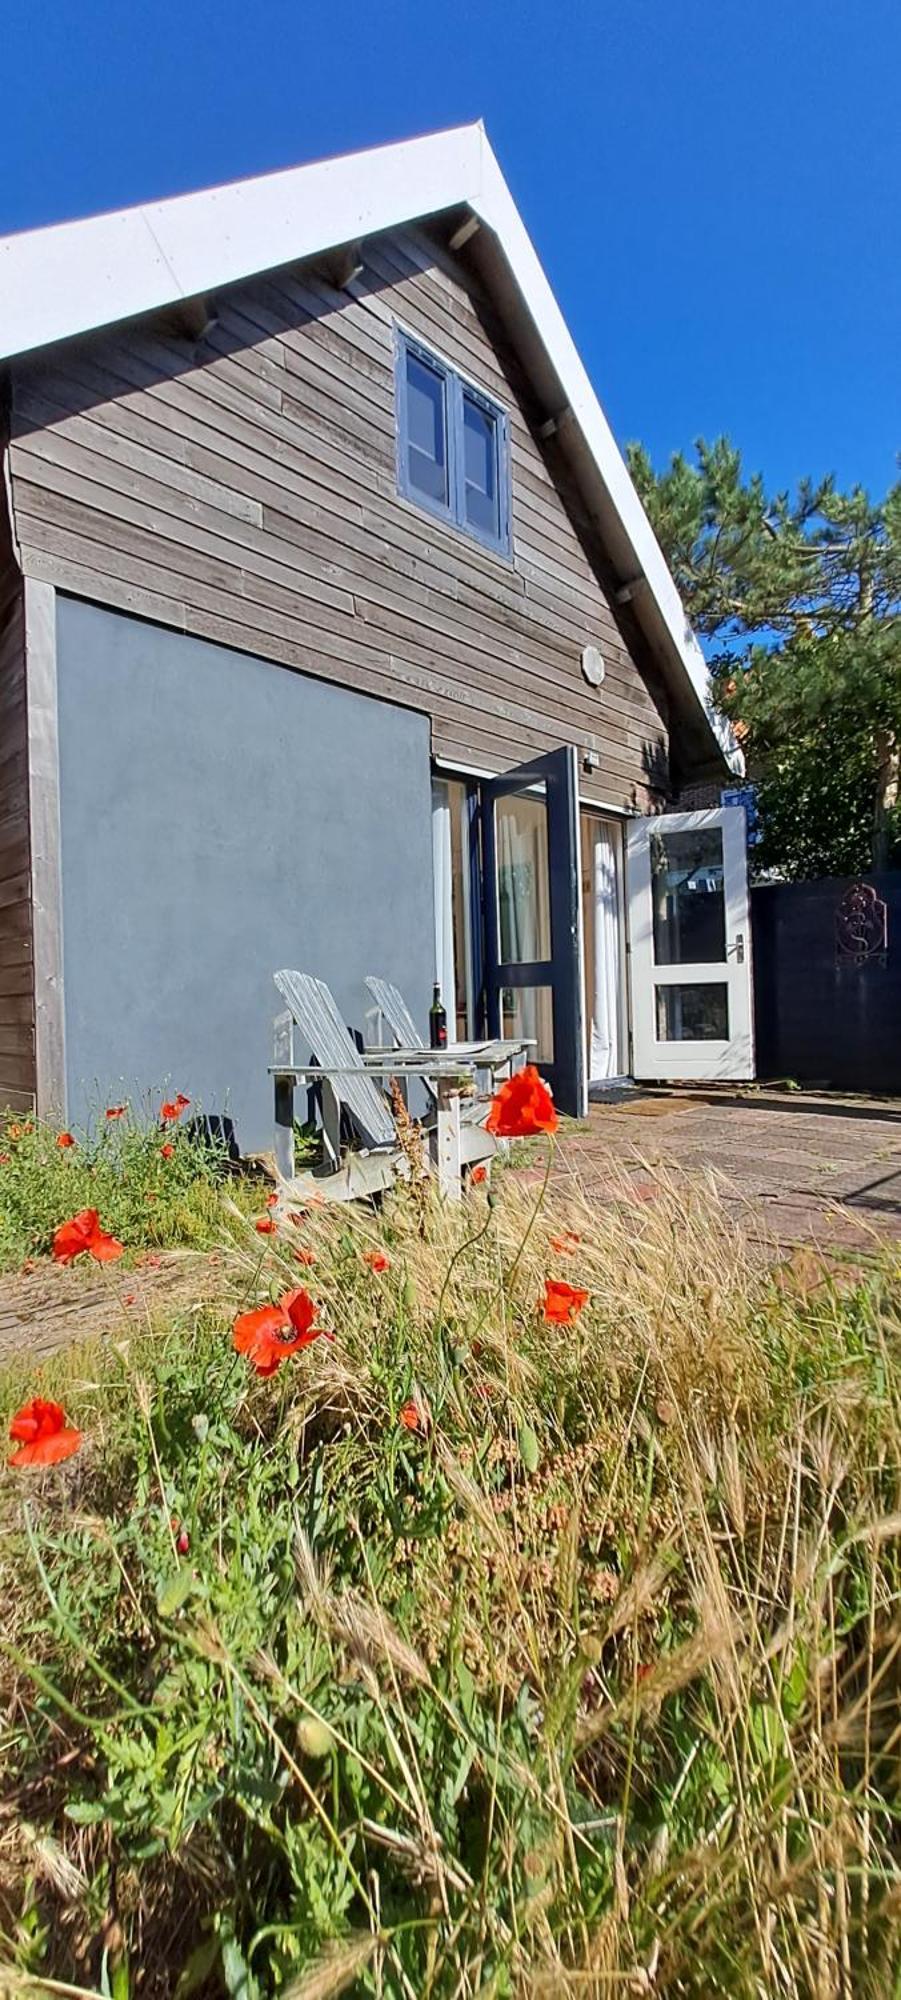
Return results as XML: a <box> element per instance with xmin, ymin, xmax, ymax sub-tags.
<box><xmin>481</xmin><ymin>744</ymin><xmax>586</xmax><ymax>1118</ymax></box>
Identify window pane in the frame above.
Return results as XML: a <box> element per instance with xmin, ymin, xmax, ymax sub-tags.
<box><xmin>496</xmin><ymin>787</ymin><xmax>551</xmax><ymax>963</ymax></box>
<box><xmin>463</xmin><ymin>394</ymin><xmax>500</xmax><ymax>538</ymax></box>
<box><xmin>650</xmin><ymin>827</ymin><xmax>726</xmax><ymax>965</ymax></box>
<box><xmin>656</xmin><ymin>983</ymin><xmax>729</xmax><ymax>1042</ymax></box>
<box><xmin>502</xmin><ymin>985</ymin><xmax>554</xmax><ymax>1061</ymax></box>
<box><xmin>406</xmin><ymin>353</ymin><xmax>448</xmax><ymax>505</ymax></box>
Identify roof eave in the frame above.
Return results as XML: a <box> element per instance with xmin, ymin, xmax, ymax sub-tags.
<box><xmin>0</xmin><ymin>121</ymin><xmax>740</xmax><ymax>775</ymax></box>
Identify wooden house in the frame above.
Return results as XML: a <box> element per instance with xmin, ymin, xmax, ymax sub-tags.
<box><xmin>0</xmin><ymin>126</ymin><xmax>752</xmax><ymax>1147</ymax></box>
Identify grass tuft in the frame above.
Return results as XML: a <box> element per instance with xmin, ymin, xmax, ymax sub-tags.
<box><xmin>0</xmin><ymin>1137</ymin><xmax>898</xmax><ymax>1995</ymax></box>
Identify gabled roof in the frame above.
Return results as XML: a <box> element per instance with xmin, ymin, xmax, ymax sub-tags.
<box><xmin>0</xmin><ymin>124</ymin><xmax>738</xmax><ymax>771</ymax></box>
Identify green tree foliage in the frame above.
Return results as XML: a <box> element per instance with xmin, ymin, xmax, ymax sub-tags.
<box><xmin>627</xmin><ymin>437</ymin><xmax>901</xmax><ymax>878</ymax></box>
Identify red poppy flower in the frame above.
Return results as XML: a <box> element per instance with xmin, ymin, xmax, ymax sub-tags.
<box><xmin>398</xmin><ymin>1397</ymin><xmax>425</xmax><ymax>1433</ymax></box>
<box><xmin>470</xmin><ymin>1164</ymin><xmax>488</xmax><ymax>1184</ymax></box>
<box><xmin>56</xmin><ymin>1131</ymin><xmax>76</xmax><ymax>1150</ymax></box>
<box><xmin>232</xmin><ymin>1288</ymin><xmax>329</xmax><ymax>1377</ymax></box>
<box><xmin>485</xmin><ymin>1066</ymin><xmax>558</xmax><ymax>1138</ymax></box>
<box><xmin>542</xmin><ymin>1277</ymin><xmax>589</xmax><ymax>1325</ymax></box>
<box><xmin>550</xmin><ymin>1230</ymin><xmax>581</xmax><ymax>1255</ymax></box>
<box><xmin>160</xmin><ymin>1098</ymin><xmax>186</xmax><ymax>1123</ymax></box>
<box><xmin>160</xmin><ymin>1143</ymin><xmax>175</xmax><ymax>1160</ymax></box>
<box><xmin>364</xmin><ymin>1249</ymin><xmax>391</xmax><ymax>1273</ymax></box>
<box><xmin>105</xmin><ymin>1105</ymin><xmax>126</xmax><ymax>1121</ymax></box>
<box><xmin>8</xmin><ymin>1397</ymin><xmax>82</xmax><ymax>1469</ymax></box>
<box><xmin>266</xmin><ymin>1192</ymin><xmax>278</xmax><ymax>1209</ymax></box>
<box><xmin>255</xmin><ymin>1216</ymin><xmax>277</xmax><ymax>1236</ymax></box>
<box><xmin>52</xmin><ymin>1208</ymin><xmax>124</xmax><ymax>1265</ymax></box>
<box><xmin>294</xmin><ymin>1247</ymin><xmax>316</xmax><ymax>1266</ymax></box>
<box><xmin>0</xmin><ymin>1153</ymin><xmax>9</xmax><ymax>1165</ymax></box>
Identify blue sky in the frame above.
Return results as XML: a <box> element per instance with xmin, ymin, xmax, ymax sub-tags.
<box><xmin>2</xmin><ymin>0</ymin><xmax>898</xmax><ymax>499</ymax></box>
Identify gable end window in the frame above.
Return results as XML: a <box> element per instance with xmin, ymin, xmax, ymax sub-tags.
<box><xmin>396</xmin><ymin>331</ymin><xmax>511</xmax><ymax>558</ymax></box>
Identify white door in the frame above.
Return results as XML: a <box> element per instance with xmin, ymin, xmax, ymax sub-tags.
<box><xmin>626</xmin><ymin>807</ymin><xmax>754</xmax><ymax>1081</ymax></box>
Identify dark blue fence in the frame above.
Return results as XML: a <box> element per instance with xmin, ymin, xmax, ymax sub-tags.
<box><xmin>752</xmin><ymin>874</ymin><xmax>901</xmax><ymax>1093</ymax></box>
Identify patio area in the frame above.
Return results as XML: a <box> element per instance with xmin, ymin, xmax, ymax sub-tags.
<box><xmin>557</xmin><ymin>1087</ymin><xmax>901</xmax><ymax>1255</ymax></box>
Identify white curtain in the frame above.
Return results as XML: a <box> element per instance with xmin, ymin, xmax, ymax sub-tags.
<box><xmin>497</xmin><ymin>804</ymin><xmax>540</xmax><ymax>964</ymax></box>
<box><xmin>498</xmin><ymin>803</ymin><xmax>536</xmax><ymax>1045</ymax></box>
<box><xmin>496</xmin><ymin>799</ymin><xmax>556</xmax><ymax>1053</ymax></box>
<box><xmin>431</xmin><ymin>779</ymin><xmax>456</xmax><ymax>1022</ymax></box>
<box><xmin>590</xmin><ymin>823</ymin><xmax>622</xmax><ymax>1079</ymax></box>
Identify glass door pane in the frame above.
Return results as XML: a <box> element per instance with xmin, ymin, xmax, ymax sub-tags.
<box><xmin>481</xmin><ymin>746</ymin><xmax>586</xmax><ymax>1117</ymax></box>
<box><xmin>650</xmin><ymin>826</ymin><xmax>726</xmax><ymax>965</ymax></box>
<box><xmin>496</xmin><ymin>787</ymin><xmax>551</xmax><ymax>963</ymax></box>
<box><xmin>656</xmin><ymin>984</ymin><xmax>729</xmax><ymax>1041</ymax></box>
<box><xmin>432</xmin><ymin>777</ymin><xmax>476</xmax><ymax>1042</ymax></box>
<box><xmin>501</xmin><ymin>984</ymin><xmax>555</xmax><ymax>1061</ymax></box>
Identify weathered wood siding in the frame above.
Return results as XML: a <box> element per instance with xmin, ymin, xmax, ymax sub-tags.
<box><xmin>4</xmin><ymin>225</ymin><xmax>669</xmax><ymax>806</ymax></box>
<box><xmin>0</xmin><ymin>527</ymin><xmax>35</xmax><ymax>1111</ymax></box>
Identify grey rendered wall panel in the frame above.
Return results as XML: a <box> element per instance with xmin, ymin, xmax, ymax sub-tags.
<box><xmin>55</xmin><ymin>597</ymin><xmax>435</xmax><ymax>1152</ymax></box>
<box><xmin>0</xmin><ymin>561</ymin><xmax>36</xmax><ymax>1111</ymax></box>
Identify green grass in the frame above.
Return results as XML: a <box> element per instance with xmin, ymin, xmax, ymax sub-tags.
<box><xmin>0</xmin><ymin>1101</ymin><xmax>260</xmax><ymax>1270</ymax></box>
<box><xmin>0</xmin><ymin>1137</ymin><xmax>898</xmax><ymax>1997</ymax></box>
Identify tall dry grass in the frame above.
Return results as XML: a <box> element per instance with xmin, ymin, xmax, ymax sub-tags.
<box><xmin>0</xmin><ymin>1148</ymin><xmax>897</xmax><ymax>1996</ymax></box>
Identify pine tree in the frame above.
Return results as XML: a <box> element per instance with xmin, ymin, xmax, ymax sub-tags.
<box><xmin>627</xmin><ymin>437</ymin><xmax>901</xmax><ymax>878</ymax></box>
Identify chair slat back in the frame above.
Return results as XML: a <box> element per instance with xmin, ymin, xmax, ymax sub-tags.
<box><xmin>274</xmin><ymin>970</ymin><xmax>396</xmax><ymax>1150</ymax></box>
<box><xmin>364</xmin><ymin>976</ymin><xmax>424</xmax><ymax>1050</ymax></box>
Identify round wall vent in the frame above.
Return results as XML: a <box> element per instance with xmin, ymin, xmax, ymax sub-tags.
<box><xmin>581</xmin><ymin>644</ymin><xmax>605</xmax><ymax>688</ymax></box>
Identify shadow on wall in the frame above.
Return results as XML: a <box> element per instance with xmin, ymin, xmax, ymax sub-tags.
<box><xmin>188</xmin><ymin>1112</ymin><xmax>241</xmax><ymax>1162</ymax></box>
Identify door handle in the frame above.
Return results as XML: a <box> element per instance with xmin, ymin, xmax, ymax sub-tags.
<box><xmin>729</xmin><ymin>933</ymin><xmax>745</xmax><ymax>964</ymax></box>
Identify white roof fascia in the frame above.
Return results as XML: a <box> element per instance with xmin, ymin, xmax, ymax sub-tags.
<box><xmin>0</xmin><ymin>124</ymin><xmax>486</xmax><ymax>364</ymax></box>
<box><xmin>0</xmin><ymin>122</ymin><xmax>739</xmax><ymax>772</ymax></box>
<box><xmin>471</xmin><ymin>138</ymin><xmax>739</xmax><ymax>770</ymax></box>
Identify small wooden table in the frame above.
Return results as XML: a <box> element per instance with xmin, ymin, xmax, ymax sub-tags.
<box><xmin>270</xmin><ymin>1038</ymin><xmax>531</xmax><ymax>1198</ymax></box>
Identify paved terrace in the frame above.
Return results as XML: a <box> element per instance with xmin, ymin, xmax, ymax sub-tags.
<box><xmin>557</xmin><ymin>1088</ymin><xmax>901</xmax><ymax>1255</ymax></box>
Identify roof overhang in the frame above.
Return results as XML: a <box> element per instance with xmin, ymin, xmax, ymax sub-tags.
<box><xmin>0</xmin><ymin>123</ymin><xmax>740</xmax><ymax>775</ymax></box>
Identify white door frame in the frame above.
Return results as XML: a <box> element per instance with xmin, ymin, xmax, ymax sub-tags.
<box><xmin>627</xmin><ymin>806</ymin><xmax>754</xmax><ymax>1082</ymax></box>
<box><xmin>580</xmin><ymin>810</ymin><xmax>630</xmax><ymax>1084</ymax></box>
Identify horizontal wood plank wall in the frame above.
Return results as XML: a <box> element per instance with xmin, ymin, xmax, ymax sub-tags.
<box><xmin>0</xmin><ymin>542</ymin><xmax>36</xmax><ymax>1111</ymax></box>
<box><xmin>5</xmin><ymin>226</ymin><xmax>669</xmax><ymax>807</ymax></box>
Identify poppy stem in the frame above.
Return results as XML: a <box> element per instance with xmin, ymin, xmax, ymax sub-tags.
<box><xmin>503</xmin><ymin>1133</ymin><xmax>555</xmax><ymax>1299</ymax></box>
<box><xmin>431</xmin><ymin>1206</ymin><xmax>495</xmax><ymax>1341</ymax></box>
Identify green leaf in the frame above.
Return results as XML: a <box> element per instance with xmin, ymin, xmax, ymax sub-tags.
<box><xmin>112</xmin><ymin>1961</ymin><xmax>131</xmax><ymax>2000</ymax></box>
<box><xmin>518</xmin><ymin>1421</ymin><xmax>540</xmax><ymax>1474</ymax></box>
<box><xmin>175</xmin><ymin>1935</ymin><xmax>221</xmax><ymax>1998</ymax></box>
<box><xmin>157</xmin><ymin>1567</ymin><xmax>198</xmax><ymax>1617</ymax></box>
<box><xmin>220</xmin><ymin>1935</ymin><xmax>258</xmax><ymax>2000</ymax></box>
<box><xmin>456</xmin><ymin>1657</ymin><xmax>476</xmax><ymax>1721</ymax></box>
<box><xmin>65</xmin><ymin>1797</ymin><xmax>109</xmax><ymax>1824</ymax></box>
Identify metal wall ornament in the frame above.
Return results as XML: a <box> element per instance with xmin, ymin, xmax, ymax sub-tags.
<box><xmin>835</xmin><ymin>881</ymin><xmax>888</xmax><ymax>967</ymax></box>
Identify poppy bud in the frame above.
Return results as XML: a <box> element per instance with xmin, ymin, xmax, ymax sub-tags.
<box><xmin>177</xmin><ymin>1529</ymin><xmax>191</xmax><ymax>1556</ymax></box>
<box><xmin>297</xmin><ymin>1716</ymin><xmax>334</xmax><ymax>1759</ymax></box>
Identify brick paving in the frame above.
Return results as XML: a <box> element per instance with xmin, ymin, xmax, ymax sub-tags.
<box><xmin>559</xmin><ymin>1088</ymin><xmax>901</xmax><ymax>1255</ymax></box>
<box><xmin>0</xmin><ymin>1249</ymin><xmax>236</xmax><ymax>1370</ymax></box>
